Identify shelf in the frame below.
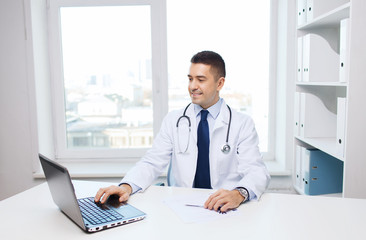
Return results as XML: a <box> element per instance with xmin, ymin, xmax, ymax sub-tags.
<box><xmin>295</xmin><ymin>85</ymin><xmax>347</xmax><ymax>114</ymax></box>
<box><xmin>294</xmin><ymin>0</ymin><xmax>366</xmax><ymax>199</ymax></box>
<box><xmin>295</xmin><ymin>136</ymin><xmax>344</xmax><ymax>161</ymax></box>
<box><xmin>293</xmin><ymin>185</ymin><xmax>343</xmax><ymax>198</ymax></box>
<box><xmin>298</xmin><ymin>3</ymin><xmax>350</xmax><ymax>30</ymax></box>
<box><xmin>296</xmin><ymin>82</ymin><xmax>348</xmax><ymax>87</ymax></box>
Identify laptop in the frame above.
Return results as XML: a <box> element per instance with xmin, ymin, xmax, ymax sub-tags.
<box><xmin>39</xmin><ymin>154</ymin><xmax>146</xmax><ymax>233</ymax></box>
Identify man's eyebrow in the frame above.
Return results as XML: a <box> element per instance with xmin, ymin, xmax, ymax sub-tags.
<box><xmin>187</xmin><ymin>74</ymin><xmax>207</xmax><ymax>79</ymax></box>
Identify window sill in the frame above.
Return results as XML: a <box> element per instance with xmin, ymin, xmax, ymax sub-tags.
<box><xmin>33</xmin><ymin>160</ymin><xmax>150</xmax><ymax>179</ymax></box>
<box><xmin>34</xmin><ymin>159</ymin><xmax>290</xmax><ymax>179</ymax></box>
<box><xmin>265</xmin><ymin>160</ymin><xmax>291</xmax><ymax>176</ymax></box>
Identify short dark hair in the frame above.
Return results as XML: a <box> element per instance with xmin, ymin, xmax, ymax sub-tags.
<box><xmin>190</xmin><ymin>50</ymin><xmax>226</xmax><ymax>79</ymax></box>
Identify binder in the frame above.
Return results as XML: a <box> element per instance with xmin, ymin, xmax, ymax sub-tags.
<box><xmin>302</xmin><ymin>33</ymin><xmax>339</xmax><ymax>82</ymax></box>
<box><xmin>299</xmin><ymin>93</ymin><xmax>337</xmax><ymax>138</ymax></box>
<box><xmin>294</xmin><ymin>92</ymin><xmax>300</xmax><ymax>137</ymax></box>
<box><xmin>306</xmin><ymin>0</ymin><xmax>314</xmax><ymax>22</ymax></box>
<box><xmin>301</xmin><ymin>147</ymin><xmax>310</xmax><ymax>192</ymax></box>
<box><xmin>295</xmin><ymin>145</ymin><xmax>303</xmax><ymax>191</ymax></box>
<box><xmin>336</xmin><ymin>97</ymin><xmax>347</xmax><ymax>158</ymax></box>
<box><xmin>297</xmin><ymin>0</ymin><xmax>307</xmax><ymax>26</ymax></box>
<box><xmin>339</xmin><ymin>18</ymin><xmax>350</xmax><ymax>83</ymax></box>
<box><xmin>302</xmin><ymin>149</ymin><xmax>343</xmax><ymax>195</ymax></box>
<box><xmin>297</xmin><ymin>37</ymin><xmax>303</xmax><ymax>82</ymax></box>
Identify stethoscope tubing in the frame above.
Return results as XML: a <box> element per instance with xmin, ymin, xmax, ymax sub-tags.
<box><xmin>176</xmin><ymin>103</ymin><xmax>232</xmax><ymax>153</ymax></box>
<box><xmin>176</xmin><ymin>103</ymin><xmax>192</xmax><ymax>128</ymax></box>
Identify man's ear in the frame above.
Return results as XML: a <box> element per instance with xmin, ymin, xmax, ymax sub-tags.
<box><xmin>217</xmin><ymin>77</ymin><xmax>225</xmax><ymax>91</ymax></box>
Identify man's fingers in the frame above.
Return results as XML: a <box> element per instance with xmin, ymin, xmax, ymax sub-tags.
<box><xmin>213</xmin><ymin>199</ymin><xmax>225</xmax><ymax>211</ymax></box>
<box><xmin>94</xmin><ymin>185</ymin><xmax>126</xmax><ymax>204</ymax></box>
<box><xmin>205</xmin><ymin>189</ymin><xmax>225</xmax><ymax>210</ymax></box>
<box><xmin>218</xmin><ymin>202</ymin><xmax>232</xmax><ymax>213</ymax></box>
<box><xmin>204</xmin><ymin>194</ymin><xmax>214</xmax><ymax>208</ymax></box>
<box><xmin>206</xmin><ymin>195</ymin><xmax>219</xmax><ymax>210</ymax></box>
<box><xmin>204</xmin><ymin>189</ymin><xmax>242</xmax><ymax>213</ymax></box>
<box><xmin>94</xmin><ymin>187</ymin><xmax>107</xmax><ymax>203</ymax></box>
<box><xmin>119</xmin><ymin>195</ymin><xmax>127</xmax><ymax>203</ymax></box>
<box><xmin>100</xmin><ymin>191</ymin><xmax>112</xmax><ymax>204</ymax></box>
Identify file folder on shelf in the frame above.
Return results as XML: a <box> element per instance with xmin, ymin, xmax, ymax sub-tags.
<box><xmin>302</xmin><ymin>149</ymin><xmax>343</xmax><ymax>195</ymax></box>
<box><xmin>302</xmin><ymin>33</ymin><xmax>339</xmax><ymax>82</ymax></box>
<box><xmin>297</xmin><ymin>37</ymin><xmax>303</xmax><ymax>82</ymax></box>
<box><xmin>294</xmin><ymin>92</ymin><xmax>301</xmax><ymax>137</ymax></box>
<box><xmin>295</xmin><ymin>145</ymin><xmax>303</xmax><ymax>191</ymax></box>
<box><xmin>299</xmin><ymin>92</ymin><xmax>336</xmax><ymax>138</ymax></box>
<box><xmin>297</xmin><ymin>0</ymin><xmax>307</xmax><ymax>26</ymax></box>
<box><xmin>336</xmin><ymin>97</ymin><xmax>347</xmax><ymax>158</ymax></box>
<box><xmin>339</xmin><ymin>18</ymin><xmax>350</xmax><ymax>83</ymax></box>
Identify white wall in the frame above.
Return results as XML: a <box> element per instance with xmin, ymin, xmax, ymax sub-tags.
<box><xmin>0</xmin><ymin>0</ymin><xmax>43</xmax><ymax>201</ymax></box>
<box><xmin>0</xmin><ymin>0</ymin><xmax>294</xmax><ymax>201</ymax></box>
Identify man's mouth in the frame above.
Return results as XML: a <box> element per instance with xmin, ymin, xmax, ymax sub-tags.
<box><xmin>191</xmin><ymin>92</ymin><xmax>202</xmax><ymax>97</ymax></box>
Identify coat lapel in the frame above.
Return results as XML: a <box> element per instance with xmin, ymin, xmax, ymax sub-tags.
<box><xmin>185</xmin><ymin>104</ymin><xmax>197</xmax><ymax>144</ymax></box>
<box><xmin>212</xmin><ymin>100</ymin><xmax>230</xmax><ymax>136</ymax></box>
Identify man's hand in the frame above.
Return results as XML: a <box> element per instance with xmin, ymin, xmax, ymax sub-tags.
<box><xmin>204</xmin><ymin>189</ymin><xmax>245</xmax><ymax>213</ymax></box>
<box><xmin>94</xmin><ymin>184</ymin><xmax>132</xmax><ymax>204</ymax></box>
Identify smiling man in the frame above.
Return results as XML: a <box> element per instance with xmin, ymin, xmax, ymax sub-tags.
<box><xmin>188</xmin><ymin>54</ymin><xmax>225</xmax><ymax>109</ymax></box>
<box><xmin>95</xmin><ymin>51</ymin><xmax>270</xmax><ymax>213</ymax></box>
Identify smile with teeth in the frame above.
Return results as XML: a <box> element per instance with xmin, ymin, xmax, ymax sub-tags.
<box><xmin>191</xmin><ymin>92</ymin><xmax>202</xmax><ymax>97</ymax></box>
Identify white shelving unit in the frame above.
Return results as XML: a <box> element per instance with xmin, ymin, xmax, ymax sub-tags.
<box><xmin>293</xmin><ymin>0</ymin><xmax>366</xmax><ymax>198</ymax></box>
<box><xmin>298</xmin><ymin>2</ymin><xmax>350</xmax><ymax>30</ymax></box>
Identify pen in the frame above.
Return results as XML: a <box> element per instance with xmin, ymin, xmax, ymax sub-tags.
<box><xmin>184</xmin><ymin>204</ymin><xmax>229</xmax><ymax>214</ymax></box>
<box><xmin>185</xmin><ymin>204</ymin><xmax>204</xmax><ymax>208</ymax></box>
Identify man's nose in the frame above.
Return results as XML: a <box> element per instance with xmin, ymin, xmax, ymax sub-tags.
<box><xmin>189</xmin><ymin>79</ymin><xmax>198</xmax><ymax>90</ymax></box>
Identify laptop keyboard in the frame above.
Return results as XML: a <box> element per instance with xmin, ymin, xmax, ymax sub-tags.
<box><xmin>78</xmin><ymin>197</ymin><xmax>124</xmax><ymax>225</ymax></box>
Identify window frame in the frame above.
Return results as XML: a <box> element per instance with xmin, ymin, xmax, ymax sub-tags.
<box><xmin>45</xmin><ymin>0</ymin><xmax>277</xmax><ymax>163</ymax></box>
<box><xmin>266</xmin><ymin>0</ymin><xmax>277</xmax><ymax>162</ymax></box>
<box><xmin>48</xmin><ymin>0</ymin><xmax>168</xmax><ymax>160</ymax></box>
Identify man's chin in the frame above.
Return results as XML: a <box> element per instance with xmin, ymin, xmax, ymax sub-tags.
<box><xmin>191</xmin><ymin>99</ymin><xmax>201</xmax><ymax>105</ymax></box>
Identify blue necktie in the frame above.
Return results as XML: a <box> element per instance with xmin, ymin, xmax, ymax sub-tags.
<box><xmin>194</xmin><ymin>110</ymin><xmax>211</xmax><ymax>189</ymax></box>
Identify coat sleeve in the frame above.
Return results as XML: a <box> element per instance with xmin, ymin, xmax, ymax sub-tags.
<box><xmin>235</xmin><ymin>115</ymin><xmax>270</xmax><ymax>200</ymax></box>
<box><xmin>120</xmin><ymin>112</ymin><xmax>175</xmax><ymax>191</ymax></box>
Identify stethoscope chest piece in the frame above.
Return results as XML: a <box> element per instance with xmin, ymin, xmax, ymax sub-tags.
<box><xmin>221</xmin><ymin>144</ymin><xmax>231</xmax><ymax>154</ymax></box>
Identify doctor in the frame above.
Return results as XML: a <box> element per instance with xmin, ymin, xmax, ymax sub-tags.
<box><xmin>95</xmin><ymin>51</ymin><xmax>270</xmax><ymax>212</ymax></box>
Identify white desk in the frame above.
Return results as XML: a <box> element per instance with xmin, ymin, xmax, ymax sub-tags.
<box><xmin>1</xmin><ymin>180</ymin><xmax>366</xmax><ymax>240</ymax></box>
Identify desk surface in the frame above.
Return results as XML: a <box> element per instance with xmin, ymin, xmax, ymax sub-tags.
<box><xmin>1</xmin><ymin>180</ymin><xmax>366</xmax><ymax>240</ymax></box>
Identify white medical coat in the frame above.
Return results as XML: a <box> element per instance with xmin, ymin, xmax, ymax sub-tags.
<box><xmin>121</xmin><ymin>100</ymin><xmax>270</xmax><ymax>199</ymax></box>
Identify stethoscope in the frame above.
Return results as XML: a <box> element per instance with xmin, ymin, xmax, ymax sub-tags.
<box><xmin>176</xmin><ymin>103</ymin><xmax>232</xmax><ymax>154</ymax></box>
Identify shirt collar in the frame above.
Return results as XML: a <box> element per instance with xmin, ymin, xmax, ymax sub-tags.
<box><xmin>193</xmin><ymin>98</ymin><xmax>223</xmax><ymax>120</ymax></box>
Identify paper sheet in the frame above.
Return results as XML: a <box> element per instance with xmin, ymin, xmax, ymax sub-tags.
<box><xmin>163</xmin><ymin>191</ymin><xmax>239</xmax><ymax>223</ymax></box>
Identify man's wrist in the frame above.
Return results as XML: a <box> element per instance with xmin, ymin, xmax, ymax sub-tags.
<box><xmin>119</xmin><ymin>183</ymin><xmax>132</xmax><ymax>195</ymax></box>
<box><xmin>235</xmin><ymin>187</ymin><xmax>249</xmax><ymax>203</ymax></box>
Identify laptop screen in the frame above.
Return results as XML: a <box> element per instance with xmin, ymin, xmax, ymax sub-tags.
<box><xmin>40</xmin><ymin>154</ymin><xmax>86</xmax><ymax>230</ymax></box>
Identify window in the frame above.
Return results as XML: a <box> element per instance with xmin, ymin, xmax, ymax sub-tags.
<box><xmin>167</xmin><ymin>0</ymin><xmax>272</xmax><ymax>156</ymax></box>
<box><xmin>49</xmin><ymin>0</ymin><xmax>167</xmax><ymax>159</ymax></box>
<box><xmin>60</xmin><ymin>5</ymin><xmax>152</xmax><ymax>151</ymax></box>
<box><xmin>47</xmin><ymin>0</ymin><xmax>274</xmax><ymax>161</ymax></box>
